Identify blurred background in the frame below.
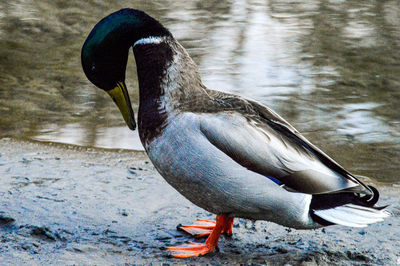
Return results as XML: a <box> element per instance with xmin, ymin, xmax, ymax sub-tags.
<box><xmin>0</xmin><ymin>0</ymin><xmax>399</xmax><ymax>183</ymax></box>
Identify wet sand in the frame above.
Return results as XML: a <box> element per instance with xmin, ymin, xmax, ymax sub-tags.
<box><xmin>0</xmin><ymin>137</ymin><xmax>399</xmax><ymax>265</ymax></box>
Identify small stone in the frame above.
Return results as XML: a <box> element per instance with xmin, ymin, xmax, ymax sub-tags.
<box><xmin>128</xmin><ymin>167</ymin><xmax>138</xmax><ymax>175</ymax></box>
<box><xmin>0</xmin><ymin>214</ymin><xmax>15</xmax><ymax>224</ymax></box>
<box><xmin>30</xmin><ymin>226</ymin><xmax>56</xmax><ymax>241</ymax></box>
<box><xmin>21</xmin><ymin>158</ymin><xmax>31</xmax><ymax>163</ymax></box>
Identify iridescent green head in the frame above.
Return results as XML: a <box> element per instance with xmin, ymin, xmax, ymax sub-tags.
<box><xmin>81</xmin><ymin>9</ymin><xmax>171</xmax><ymax>130</ymax></box>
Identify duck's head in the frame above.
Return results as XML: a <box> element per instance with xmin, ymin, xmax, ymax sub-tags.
<box><xmin>81</xmin><ymin>9</ymin><xmax>171</xmax><ymax>130</ymax></box>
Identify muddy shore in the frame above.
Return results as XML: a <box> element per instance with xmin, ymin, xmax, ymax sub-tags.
<box><xmin>0</xmin><ymin>138</ymin><xmax>399</xmax><ymax>265</ymax></box>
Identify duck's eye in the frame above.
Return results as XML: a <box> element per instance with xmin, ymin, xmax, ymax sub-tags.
<box><xmin>91</xmin><ymin>64</ymin><xmax>96</xmax><ymax>72</ymax></box>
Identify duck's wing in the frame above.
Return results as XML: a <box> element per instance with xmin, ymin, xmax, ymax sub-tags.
<box><xmin>198</xmin><ymin>95</ymin><xmax>372</xmax><ymax>196</ymax></box>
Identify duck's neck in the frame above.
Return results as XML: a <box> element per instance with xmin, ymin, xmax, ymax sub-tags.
<box><xmin>132</xmin><ymin>36</ymin><xmax>204</xmax><ymax>144</ymax></box>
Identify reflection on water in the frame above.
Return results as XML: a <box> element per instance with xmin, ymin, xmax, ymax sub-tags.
<box><xmin>0</xmin><ymin>0</ymin><xmax>399</xmax><ymax>183</ymax></box>
<box><xmin>33</xmin><ymin>124</ymin><xmax>143</xmax><ymax>150</ymax></box>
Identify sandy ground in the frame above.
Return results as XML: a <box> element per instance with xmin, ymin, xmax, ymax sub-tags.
<box><xmin>0</xmin><ymin>138</ymin><xmax>399</xmax><ymax>265</ymax></box>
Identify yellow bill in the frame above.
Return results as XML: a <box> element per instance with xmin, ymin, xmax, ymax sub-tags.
<box><xmin>107</xmin><ymin>81</ymin><xmax>136</xmax><ymax>130</ymax></box>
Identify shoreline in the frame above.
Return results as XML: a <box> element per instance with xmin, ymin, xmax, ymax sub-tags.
<box><xmin>0</xmin><ymin>138</ymin><xmax>399</xmax><ymax>265</ymax></box>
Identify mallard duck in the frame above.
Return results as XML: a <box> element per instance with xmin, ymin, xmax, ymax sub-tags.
<box><xmin>81</xmin><ymin>9</ymin><xmax>389</xmax><ymax>258</ymax></box>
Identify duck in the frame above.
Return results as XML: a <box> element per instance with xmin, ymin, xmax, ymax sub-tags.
<box><xmin>81</xmin><ymin>9</ymin><xmax>389</xmax><ymax>258</ymax></box>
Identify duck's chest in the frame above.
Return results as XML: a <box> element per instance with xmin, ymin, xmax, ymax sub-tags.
<box><xmin>137</xmin><ymin>97</ymin><xmax>170</xmax><ymax>148</ymax></box>
<box><xmin>142</xmin><ymin>112</ymin><xmax>208</xmax><ymax>185</ymax></box>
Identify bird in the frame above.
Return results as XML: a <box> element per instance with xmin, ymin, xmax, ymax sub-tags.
<box><xmin>81</xmin><ymin>9</ymin><xmax>389</xmax><ymax>258</ymax></box>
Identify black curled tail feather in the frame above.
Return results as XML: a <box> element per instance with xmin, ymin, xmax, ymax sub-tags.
<box><xmin>359</xmin><ymin>185</ymin><xmax>379</xmax><ymax>206</ymax></box>
<box><xmin>310</xmin><ymin>185</ymin><xmax>381</xmax><ymax>211</ymax></box>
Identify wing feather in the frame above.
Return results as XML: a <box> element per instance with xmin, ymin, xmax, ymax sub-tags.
<box><xmin>248</xmin><ymin>99</ymin><xmax>372</xmax><ymax>194</ymax></box>
<box><xmin>197</xmin><ymin>98</ymin><xmax>370</xmax><ymax>195</ymax></box>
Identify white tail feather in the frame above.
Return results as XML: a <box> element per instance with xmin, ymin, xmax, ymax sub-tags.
<box><xmin>314</xmin><ymin>204</ymin><xmax>390</xmax><ymax>228</ymax></box>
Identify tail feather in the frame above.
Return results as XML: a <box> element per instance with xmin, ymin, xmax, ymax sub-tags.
<box><xmin>313</xmin><ymin>204</ymin><xmax>390</xmax><ymax>228</ymax></box>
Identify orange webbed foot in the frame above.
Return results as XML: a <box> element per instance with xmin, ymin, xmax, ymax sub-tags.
<box><xmin>178</xmin><ymin>220</ymin><xmax>216</xmax><ymax>238</ymax></box>
<box><xmin>178</xmin><ymin>218</ymin><xmax>234</xmax><ymax>238</ymax></box>
<box><xmin>168</xmin><ymin>215</ymin><xmax>234</xmax><ymax>258</ymax></box>
<box><xmin>167</xmin><ymin>241</ymin><xmax>216</xmax><ymax>258</ymax></box>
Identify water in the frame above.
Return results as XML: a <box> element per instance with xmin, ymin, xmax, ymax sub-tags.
<box><xmin>0</xmin><ymin>0</ymin><xmax>399</xmax><ymax>183</ymax></box>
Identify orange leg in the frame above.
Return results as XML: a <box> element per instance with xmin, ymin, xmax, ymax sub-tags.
<box><xmin>167</xmin><ymin>215</ymin><xmax>234</xmax><ymax>258</ymax></box>
<box><xmin>178</xmin><ymin>217</ymin><xmax>234</xmax><ymax>238</ymax></box>
<box><xmin>223</xmin><ymin>216</ymin><xmax>234</xmax><ymax>235</ymax></box>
